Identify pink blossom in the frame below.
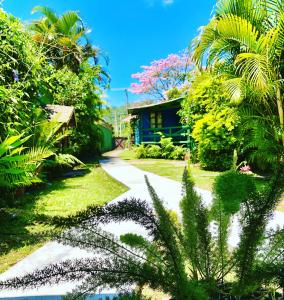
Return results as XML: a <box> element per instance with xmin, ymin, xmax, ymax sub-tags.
<box><xmin>240</xmin><ymin>165</ymin><xmax>251</xmax><ymax>173</ymax></box>
<box><xmin>130</xmin><ymin>50</ymin><xmax>194</xmax><ymax>99</ymax></box>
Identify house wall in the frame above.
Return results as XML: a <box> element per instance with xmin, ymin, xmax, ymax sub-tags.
<box><xmin>140</xmin><ymin>107</ymin><xmax>180</xmax><ymax>129</ymax></box>
<box><xmin>135</xmin><ymin>106</ymin><xmax>182</xmax><ymax>144</ymax></box>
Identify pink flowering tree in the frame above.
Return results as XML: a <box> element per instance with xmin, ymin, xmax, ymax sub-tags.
<box><xmin>130</xmin><ymin>51</ymin><xmax>194</xmax><ymax>100</ymax></box>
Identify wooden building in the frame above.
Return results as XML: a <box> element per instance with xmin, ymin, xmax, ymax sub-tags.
<box><xmin>45</xmin><ymin>104</ymin><xmax>76</xmax><ymax>129</ymax></box>
<box><xmin>128</xmin><ymin>97</ymin><xmax>190</xmax><ymax>146</ymax></box>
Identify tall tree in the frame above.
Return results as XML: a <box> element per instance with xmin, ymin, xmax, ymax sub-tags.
<box><xmin>130</xmin><ymin>51</ymin><xmax>194</xmax><ymax>100</ymax></box>
<box><xmin>192</xmin><ymin>0</ymin><xmax>284</xmax><ymax>149</ymax></box>
<box><xmin>30</xmin><ymin>6</ymin><xmax>98</xmax><ymax>73</ymax></box>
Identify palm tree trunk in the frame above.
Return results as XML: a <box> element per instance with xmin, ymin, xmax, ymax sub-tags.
<box><xmin>276</xmin><ymin>88</ymin><xmax>284</xmax><ymax>146</ymax></box>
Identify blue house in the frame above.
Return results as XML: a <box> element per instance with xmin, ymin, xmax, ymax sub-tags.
<box><xmin>128</xmin><ymin>97</ymin><xmax>190</xmax><ymax>146</ymax></box>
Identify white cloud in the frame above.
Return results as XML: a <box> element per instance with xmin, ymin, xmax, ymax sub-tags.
<box><xmin>162</xmin><ymin>0</ymin><xmax>174</xmax><ymax>5</ymax></box>
<box><xmin>144</xmin><ymin>0</ymin><xmax>175</xmax><ymax>7</ymax></box>
<box><xmin>102</xmin><ymin>92</ymin><xmax>109</xmax><ymax>99</ymax></box>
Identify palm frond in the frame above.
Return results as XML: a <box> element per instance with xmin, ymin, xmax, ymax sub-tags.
<box><xmin>217</xmin><ymin>14</ymin><xmax>259</xmax><ymax>51</ymax></box>
<box><xmin>216</xmin><ymin>0</ymin><xmax>267</xmax><ymax>32</ymax></box>
<box><xmin>275</xmin><ymin>11</ymin><xmax>284</xmax><ymax>57</ymax></box>
<box><xmin>235</xmin><ymin>52</ymin><xmax>272</xmax><ymax>93</ymax></box>
<box><xmin>265</xmin><ymin>0</ymin><xmax>284</xmax><ymax>16</ymax></box>
<box><xmin>31</xmin><ymin>6</ymin><xmax>58</xmax><ymax>25</ymax></box>
<box><xmin>56</xmin><ymin>11</ymin><xmax>83</xmax><ymax>37</ymax></box>
<box><xmin>0</xmin><ymin>136</ymin><xmax>53</xmax><ymax>189</ymax></box>
<box><xmin>192</xmin><ymin>20</ymin><xmax>219</xmax><ymax>67</ymax></box>
<box><xmin>223</xmin><ymin>77</ymin><xmax>245</xmax><ymax>103</ymax></box>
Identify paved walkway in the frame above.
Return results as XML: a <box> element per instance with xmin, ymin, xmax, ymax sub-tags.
<box><xmin>0</xmin><ymin>152</ymin><xmax>283</xmax><ymax>299</ymax></box>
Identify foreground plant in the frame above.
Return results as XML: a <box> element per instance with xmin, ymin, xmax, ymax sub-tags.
<box><xmin>0</xmin><ymin>135</ymin><xmax>53</xmax><ymax>189</ymax></box>
<box><xmin>0</xmin><ymin>167</ymin><xmax>283</xmax><ymax>299</ymax></box>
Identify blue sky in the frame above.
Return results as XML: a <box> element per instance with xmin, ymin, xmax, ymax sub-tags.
<box><xmin>2</xmin><ymin>0</ymin><xmax>216</xmax><ymax>107</ymax></box>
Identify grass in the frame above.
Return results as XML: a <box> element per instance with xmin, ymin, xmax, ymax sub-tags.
<box><xmin>0</xmin><ymin>161</ymin><xmax>128</xmax><ymax>273</ymax></box>
<box><xmin>120</xmin><ymin>149</ymin><xmax>220</xmax><ymax>191</ymax></box>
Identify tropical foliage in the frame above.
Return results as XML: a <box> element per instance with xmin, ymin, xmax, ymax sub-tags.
<box><xmin>1</xmin><ymin>168</ymin><xmax>283</xmax><ymax>299</ymax></box>
<box><xmin>190</xmin><ymin>0</ymin><xmax>284</xmax><ymax>169</ymax></box>
<box><xmin>134</xmin><ymin>136</ymin><xmax>186</xmax><ymax>160</ymax></box>
<box><xmin>30</xmin><ymin>6</ymin><xmax>93</xmax><ymax>73</ymax></box>
<box><xmin>0</xmin><ymin>135</ymin><xmax>52</xmax><ymax>189</ymax></box>
<box><xmin>0</xmin><ymin>6</ymin><xmax>107</xmax><ymax>192</ymax></box>
<box><xmin>41</xmin><ymin>65</ymin><xmax>104</xmax><ymax>155</ymax></box>
<box><xmin>0</xmin><ymin>10</ymin><xmax>46</xmax><ymax>141</ymax></box>
<box><xmin>180</xmin><ymin>72</ymin><xmax>239</xmax><ymax>170</ymax></box>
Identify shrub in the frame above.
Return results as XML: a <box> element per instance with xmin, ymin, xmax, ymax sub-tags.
<box><xmin>134</xmin><ymin>144</ymin><xmax>148</xmax><ymax>159</ymax></box>
<box><xmin>134</xmin><ymin>138</ymin><xmax>186</xmax><ymax>160</ymax></box>
<box><xmin>213</xmin><ymin>170</ymin><xmax>257</xmax><ymax>214</ymax></box>
<box><xmin>198</xmin><ymin>147</ymin><xmax>233</xmax><ymax>171</ymax></box>
<box><xmin>192</xmin><ymin>108</ymin><xmax>237</xmax><ymax>171</ymax></box>
<box><xmin>47</xmin><ymin>65</ymin><xmax>104</xmax><ymax>156</ymax></box>
<box><xmin>146</xmin><ymin>144</ymin><xmax>161</xmax><ymax>158</ymax></box>
<box><xmin>113</xmin><ymin>292</ymin><xmax>150</xmax><ymax>300</ymax></box>
<box><xmin>170</xmin><ymin>145</ymin><xmax>186</xmax><ymax>160</ymax></box>
<box><xmin>160</xmin><ymin>136</ymin><xmax>175</xmax><ymax>158</ymax></box>
<box><xmin>0</xmin><ymin>10</ymin><xmax>47</xmax><ymax>141</ymax></box>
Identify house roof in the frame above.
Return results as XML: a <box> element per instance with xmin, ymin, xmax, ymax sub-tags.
<box><xmin>128</xmin><ymin>97</ymin><xmax>184</xmax><ymax>114</ymax></box>
<box><xmin>45</xmin><ymin>104</ymin><xmax>75</xmax><ymax>124</ymax></box>
<box><xmin>122</xmin><ymin>115</ymin><xmax>138</xmax><ymax>123</ymax></box>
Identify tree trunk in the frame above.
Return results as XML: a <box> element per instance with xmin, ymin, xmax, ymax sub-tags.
<box><xmin>276</xmin><ymin>88</ymin><xmax>284</xmax><ymax>146</ymax></box>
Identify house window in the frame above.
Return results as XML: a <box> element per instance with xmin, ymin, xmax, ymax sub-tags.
<box><xmin>150</xmin><ymin>112</ymin><xmax>162</xmax><ymax>128</ymax></box>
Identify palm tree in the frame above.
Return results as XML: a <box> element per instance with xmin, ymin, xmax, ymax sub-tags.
<box><xmin>30</xmin><ymin>6</ymin><xmax>97</xmax><ymax>73</ymax></box>
<box><xmin>192</xmin><ymin>0</ymin><xmax>284</xmax><ymax>147</ymax></box>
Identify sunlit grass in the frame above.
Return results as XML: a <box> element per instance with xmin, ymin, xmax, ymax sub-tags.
<box><xmin>0</xmin><ymin>162</ymin><xmax>128</xmax><ymax>273</ymax></box>
<box><xmin>119</xmin><ymin>150</ymin><xmax>283</xmax><ymax>210</ymax></box>
<box><xmin>120</xmin><ymin>149</ymin><xmax>220</xmax><ymax>190</ymax></box>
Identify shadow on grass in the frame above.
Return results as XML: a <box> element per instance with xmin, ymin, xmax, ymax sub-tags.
<box><xmin>0</xmin><ymin>164</ymin><xmax>93</xmax><ymax>258</ymax></box>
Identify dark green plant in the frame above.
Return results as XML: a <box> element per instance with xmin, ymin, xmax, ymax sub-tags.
<box><xmin>239</xmin><ymin>106</ymin><xmax>284</xmax><ymax>170</ymax></box>
<box><xmin>1</xmin><ymin>167</ymin><xmax>283</xmax><ymax>299</ymax></box>
<box><xmin>213</xmin><ymin>170</ymin><xmax>257</xmax><ymax>214</ymax></box>
<box><xmin>113</xmin><ymin>292</ymin><xmax>149</xmax><ymax>300</ymax></box>
<box><xmin>0</xmin><ymin>10</ymin><xmax>47</xmax><ymax>142</ymax></box>
<box><xmin>198</xmin><ymin>148</ymin><xmax>233</xmax><ymax>171</ymax></box>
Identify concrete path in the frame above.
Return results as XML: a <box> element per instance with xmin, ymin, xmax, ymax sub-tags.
<box><xmin>0</xmin><ymin>152</ymin><xmax>283</xmax><ymax>299</ymax></box>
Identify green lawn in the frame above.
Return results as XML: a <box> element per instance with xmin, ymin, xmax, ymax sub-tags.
<box><xmin>0</xmin><ymin>161</ymin><xmax>128</xmax><ymax>273</ymax></box>
<box><xmin>120</xmin><ymin>149</ymin><xmax>220</xmax><ymax>191</ymax></box>
<box><xmin>119</xmin><ymin>150</ymin><xmax>281</xmax><ymax>208</ymax></box>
